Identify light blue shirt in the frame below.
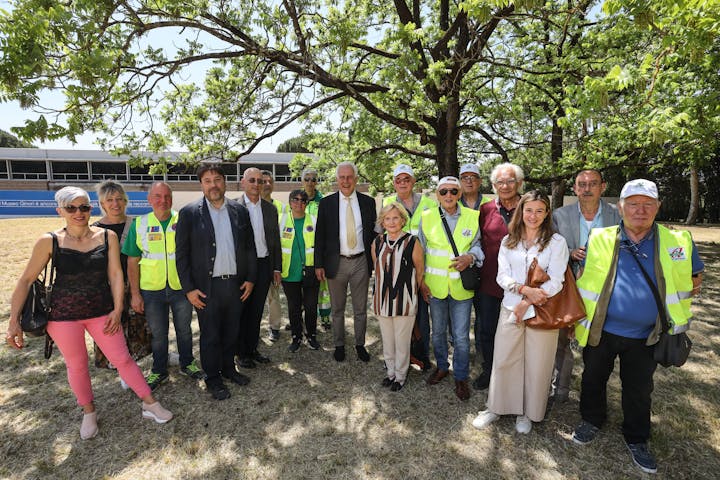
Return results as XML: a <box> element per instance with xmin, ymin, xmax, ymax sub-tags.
<box><xmin>578</xmin><ymin>202</ymin><xmax>604</xmax><ymax>249</ymax></box>
<box><xmin>206</xmin><ymin>198</ymin><xmax>237</xmax><ymax>276</ymax></box>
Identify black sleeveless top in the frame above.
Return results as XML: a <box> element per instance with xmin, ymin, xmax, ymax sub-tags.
<box><xmin>50</xmin><ymin>230</ymin><xmax>114</xmax><ymax>321</ymax></box>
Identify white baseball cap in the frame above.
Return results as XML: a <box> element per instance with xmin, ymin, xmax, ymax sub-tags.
<box><xmin>393</xmin><ymin>164</ymin><xmax>415</xmax><ymax>178</ymax></box>
<box><xmin>459</xmin><ymin>164</ymin><xmax>480</xmax><ymax>176</ymax></box>
<box><xmin>437</xmin><ymin>176</ymin><xmax>461</xmax><ymax>188</ymax></box>
<box><xmin>620</xmin><ymin>179</ymin><xmax>658</xmax><ymax>200</ymax></box>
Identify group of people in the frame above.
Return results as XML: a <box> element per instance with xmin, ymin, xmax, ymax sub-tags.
<box><xmin>5</xmin><ymin>161</ymin><xmax>704</xmax><ymax>475</ymax></box>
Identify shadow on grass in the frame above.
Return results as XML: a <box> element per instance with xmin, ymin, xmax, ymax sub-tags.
<box><xmin>1</xmin><ymin>241</ymin><xmax>719</xmax><ymax>479</ymax></box>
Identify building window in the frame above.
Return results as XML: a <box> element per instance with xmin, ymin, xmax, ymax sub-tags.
<box><xmin>11</xmin><ymin>160</ymin><xmax>48</xmax><ymax>180</ymax></box>
<box><xmin>91</xmin><ymin>162</ymin><xmax>127</xmax><ymax>180</ymax></box>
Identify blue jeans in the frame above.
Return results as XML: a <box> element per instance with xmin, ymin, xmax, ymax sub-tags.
<box><xmin>142</xmin><ymin>286</ymin><xmax>194</xmax><ymax>375</ymax></box>
<box><xmin>429</xmin><ymin>296</ymin><xmax>472</xmax><ymax>381</ymax></box>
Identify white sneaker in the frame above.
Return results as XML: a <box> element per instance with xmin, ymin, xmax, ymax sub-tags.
<box><xmin>142</xmin><ymin>401</ymin><xmax>173</xmax><ymax>424</ymax></box>
<box><xmin>80</xmin><ymin>411</ymin><xmax>98</xmax><ymax>440</ymax></box>
<box><xmin>515</xmin><ymin>415</ymin><xmax>532</xmax><ymax>434</ymax></box>
<box><xmin>472</xmin><ymin>410</ymin><xmax>500</xmax><ymax>430</ymax></box>
<box><xmin>120</xmin><ymin>378</ymin><xmax>129</xmax><ymax>390</ymax></box>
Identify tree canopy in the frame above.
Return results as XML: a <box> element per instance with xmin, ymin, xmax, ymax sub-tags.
<box><xmin>0</xmin><ymin>0</ymin><xmax>718</xmax><ymax>218</ymax></box>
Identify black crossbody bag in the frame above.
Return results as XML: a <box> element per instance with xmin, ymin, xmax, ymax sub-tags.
<box><xmin>626</xmin><ymin>245</ymin><xmax>691</xmax><ymax>368</ymax></box>
<box><xmin>439</xmin><ymin>208</ymin><xmax>480</xmax><ymax>291</ymax></box>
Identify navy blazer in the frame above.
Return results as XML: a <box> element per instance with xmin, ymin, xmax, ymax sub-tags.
<box><xmin>314</xmin><ymin>191</ymin><xmax>377</xmax><ymax>278</ymax></box>
<box><xmin>176</xmin><ymin>197</ymin><xmax>257</xmax><ymax>296</ymax></box>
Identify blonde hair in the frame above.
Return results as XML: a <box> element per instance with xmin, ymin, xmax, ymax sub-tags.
<box><xmin>376</xmin><ymin>201</ymin><xmax>409</xmax><ymax>229</ymax></box>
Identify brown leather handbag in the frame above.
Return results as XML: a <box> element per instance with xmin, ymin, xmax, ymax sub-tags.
<box><xmin>524</xmin><ymin>258</ymin><xmax>586</xmax><ymax>330</ymax></box>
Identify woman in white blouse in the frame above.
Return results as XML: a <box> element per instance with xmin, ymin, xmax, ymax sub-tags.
<box><xmin>471</xmin><ymin>190</ymin><xmax>569</xmax><ymax>434</ymax></box>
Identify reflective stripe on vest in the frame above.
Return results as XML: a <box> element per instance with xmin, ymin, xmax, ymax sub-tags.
<box><xmin>383</xmin><ymin>194</ymin><xmax>438</xmax><ymax>236</ymax></box>
<box><xmin>575</xmin><ymin>225</ymin><xmax>694</xmax><ymax>346</ymax></box>
<box><xmin>136</xmin><ymin>211</ymin><xmax>181</xmax><ymax>291</ymax></box>
<box><xmin>279</xmin><ymin>211</ymin><xmax>317</xmax><ymax>278</ymax></box>
<box><xmin>421</xmin><ymin>205</ymin><xmax>479</xmax><ymax>300</ymax></box>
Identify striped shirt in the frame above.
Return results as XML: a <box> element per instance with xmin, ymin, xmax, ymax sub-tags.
<box><xmin>373</xmin><ymin>233</ymin><xmax>419</xmax><ymax>317</ymax></box>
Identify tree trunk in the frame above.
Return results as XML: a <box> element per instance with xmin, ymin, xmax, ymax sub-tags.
<box><xmin>434</xmin><ymin>104</ymin><xmax>460</xmax><ymax>178</ymax></box>
<box><xmin>550</xmin><ymin>117</ymin><xmax>565</xmax><ymax>209</ymax></box>
<box><xmin>685</xmin><ymin>166</ymin><xmax>699</xmax><ymax>225</ymax></box>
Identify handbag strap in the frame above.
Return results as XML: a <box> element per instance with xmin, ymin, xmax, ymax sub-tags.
<box><xmin>46</xmin><ymin>232</ymin><xmax>58</xmax><ymax>312</ymax></box>
<box><xmin>438</xmin><ymin>207</ymin><xmax>461</xmax><ymax>257</ymax></box>
<box><xmin>624</xmin><ymin>241</ymin><xmax>670</xmax><ymax>333</ymax></box>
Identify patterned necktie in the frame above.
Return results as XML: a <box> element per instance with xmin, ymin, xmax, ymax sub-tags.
<box><xmin>346</xmin><ymin>196</ymin><xmax>357</xmax><ymax>249</ymax></box>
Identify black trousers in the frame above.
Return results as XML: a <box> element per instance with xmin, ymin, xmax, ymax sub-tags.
<box><xmin>196</xmin><ymin>277</ymin><xmax>244</xmax><ymax>388</ymax></box>
<box><xmin>474</xmin><ymin>292</ymin><xmax>502</xmax><ymax>372</ymax></box>
<box><xmin>580</xmin><ymin>331</ymin><xmax>658</xmax><ymax>444</ymax></box>
<box><xmin>237</xmin><ymin>257</ymin><xmax>272</xmax><ymax>358</ymax></box>
<box><xmin>282</xmin><ymin>280</ymin><xmax>319</xmax><ymax>339</ymax></box>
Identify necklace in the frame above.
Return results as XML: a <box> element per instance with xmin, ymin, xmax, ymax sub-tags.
<box><xmin>63</xmin><ymin>227</ymin><xmax>91</xmax><ymax>241</ymax></box>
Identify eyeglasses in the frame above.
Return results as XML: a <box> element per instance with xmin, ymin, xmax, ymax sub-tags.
<box><xmin>460</xmin><ymin>175</ymin><xmax>479</xmax><ymax>182</ymax></box>
<box><xmin>394</xmin><ymin>176</ymin><xmax>413</xmax><ymax>184</ymax></box>
<box><xmin>576</xmin><ymin>181</ymin><xmax>601</xmax><ymax>189</ymax></box>
<box><xmin>303</xmin><ymin>177</ymin><xmax>318</xmax><ymax>183</ymax></box>
<box><xmin>493</xmin><ymin>179</ymin><xmax>517</xmax><ymax>187</ymax></box>
<box><xmin>438</xmin><ymin>188</ymin><xmax>459</xmax><ymax>196</ymax></box>
<box><xmin>290</xmin><ymin>197</ymin><xmax>308</xmax><ymax>203</ymax></box>
<box><xmin>63</xmin><ymin>204</ymin><xmax>92</xmax><ymax>213</ymax></box>
<box><xmin>245</xmin><ymin>177</ymin><xmax>268</xmax><ymax>184</ymax></box>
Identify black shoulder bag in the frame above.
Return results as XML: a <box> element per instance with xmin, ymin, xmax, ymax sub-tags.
<box><xmin>20</xmin><ymin>232</ymin><xmax>58</xmax><ymax>338</ymax></box>
<box><xmin>439</xmin><ymin>208</ymin><xmax>480</xmax><ymax>291</ymax></box>
<box><xmin>627</xmin><ymin>245</ymin><xmax>692</xmax><ymax>368</ymax></box>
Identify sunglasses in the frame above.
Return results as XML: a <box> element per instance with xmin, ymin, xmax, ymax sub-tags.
<box><xmin>63</xmin><ymin>204</ymin><xmax>92</xmax><ymax>213</ymax></box>
<box><xmin>303</xmin><ymin>177</ymin><xmax>318</xmax><ymax>183</ymax></box>
<box><xmin>290</xmin><ymin>197</ymin><xmax>308</xmax><ymax>203</ymax></box>
<box><xmin>245</xmin><ymin>177</ymin><xmax>268</xmax><ymax>184</ymax></box>
<box><xmin>438</xmin><ymin>188</ymin><xmax>459</xmax><ymax>196</ymax></box>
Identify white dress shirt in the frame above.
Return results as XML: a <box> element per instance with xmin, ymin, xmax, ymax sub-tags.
<box><xmin>240</xmin><ymin>194</ymin><xmax>269</xmax><ymax>258</ymax></box>
<box><xmin>338</xmin><ymin>190</ymin><xmax>364</xmax><ymax>256</ymax></box>
<box><xmin>496</xmin><ymin>233</ymin><xmax>569</xmax><ymax>316</ymax></box>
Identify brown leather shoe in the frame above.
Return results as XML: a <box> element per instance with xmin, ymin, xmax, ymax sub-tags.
<box><xmin>426</xmin><ymin>368</ymin><xmax>449</xmax><ymax>385</ymax></box>
<box><xmin>455</xmin><ymin>380</ymin><xmax>470</xmax><ymax>401</ymax></box>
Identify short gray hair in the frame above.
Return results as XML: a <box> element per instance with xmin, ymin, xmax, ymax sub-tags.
<box><xmin>490</xmin><ymin>162</ymin><xmax>525</xmax><ymax>194</ymax></box>
<box><xmin>336</xmin><ymin>162</ymin><xmax>358</xmax><ymax>178</ymax></box>
<box><xmin>301</xmin><ymin>167</ymin><xmax>318</xmax><ymax>178</ymax></box>
<box><xmin>95</xmin><ymin>180</ymin><xmax>128</xmax><ymax>214</ymax></box>
<box><xmin>55</xmin><ymin>186</ymin><xmax>90</xmax><ymax>207</ymax></box>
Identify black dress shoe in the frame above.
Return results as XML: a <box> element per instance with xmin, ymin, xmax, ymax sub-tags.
<box><xmin>333</xmin><ymin>346</ymin><xmax>345</xmax><ymax>362</ymax></box>
<box><xmin>223</xmin><ymin>371</ymin><xmax>251</xmax><ymax>386</ymax></box>
<box><xmin>381</xmin><ymin>377</ymin><xmax>395</xmax><ymax>388</ymax></box>
<box><xmin>207</xmin><ymin>383</ymin><xmax>231</xmax><ymax>400</ymax></box>
<box><xmin>472</xmin><ymin>371</ymin><xmax>491</xmax><ymax>390</ymax></box>
<box><xmin>237</xmin><ymin>357</ymin><xmax>256</xmax><ymax>369</ymax></box>
<box><xmin>390</xmin><ymin>381</ymin><xmax>404</xmax><ymax>392</ymax></box>
<box><xmin>356</xmin><ymin>345</ymin><xmax>370</xmax><ymax>362</ymax></box>
<box><xmin>252</xmin><ymin>351</ymin><xmax>271</xmax><ymax>364</ymax></box>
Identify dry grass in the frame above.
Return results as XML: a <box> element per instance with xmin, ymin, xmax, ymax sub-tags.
<box><xmin>0</xmin><ymin>218</ymin><xmax>718</xmax><ymax>480</ymax></box>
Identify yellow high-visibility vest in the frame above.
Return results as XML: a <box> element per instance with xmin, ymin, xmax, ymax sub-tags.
<box><xmin>279</xmin><ymin>211</ymin><xmax>317</xmax><ymax>278</ymax></box>
<box><xmin>136</xmin><ymin>211</ymin><xmax>181</xmax><ymax>291</ymax></box>
<box><xmin>575</xmin><ymin>224</ymin><xmax>694</xmax><ymax>346</ymax></box>
<box><xmin>383</xmin><ymin>194</ymin><xmax>437</xmax><ymax>236</ymax></box>
<box><xmin>421</xmin><ymin>206</ymin><xmax>479</xmax><ymax>300</ymax></box>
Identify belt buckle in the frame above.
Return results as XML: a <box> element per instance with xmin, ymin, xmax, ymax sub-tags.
<box><xmin>219</xmin><ymin>274</ymin><xmax>232</xmax><ymax>280</ymax></box>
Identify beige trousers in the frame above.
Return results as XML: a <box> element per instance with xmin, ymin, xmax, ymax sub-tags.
<box><xmin>487</xmin><ymin>308</ymin><xmax>559</xmax><ymax>422</ymax></box>
<box><xmin>377</xmin><ymin>315</ymin><xmax>415</xmax><ymax>383</ymax></box>
<box><xmin>266</xmin><ymin>283</ymin><xmax>282</xmax><ymax>330</ymax></box>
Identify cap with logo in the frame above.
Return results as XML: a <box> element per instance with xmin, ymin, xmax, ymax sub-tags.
<box><xmin>438</xmin><ymin>176</ymin><xmax>461</xmax><ymax>188</ymax></box>
<box><xmin>459</xmin><ymin>164</ymin><xmax>480</xmax><ymax>177</ymax></box>
<box><xmin>393</xmin><ymin>164</ymin><xmax>415</xmax><ymax>178</ymax></box>
<box><xmin>620</xmin><ymin>179</ymin><xmax>658</xmax><ymax>200</ymax></box>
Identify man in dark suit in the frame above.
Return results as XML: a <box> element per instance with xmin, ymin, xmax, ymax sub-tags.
<box><xmin>176</xmin><ymin>163</ymin><xmax>257</xmax><ymax>400</ymax></box>
<box><xmin>235</xmin><ymin>167</ymin><xmax>281</xmax><ymax>368</ymax></box>
<box><xmin>550</xmin><ymin>169</ymin><xmax>621</xmax><ymax>403</ymax></box>
<box><xmin>315</xmin><ymin>162</ymin><xmax>377</xmax><ymax>362</ymax></box>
